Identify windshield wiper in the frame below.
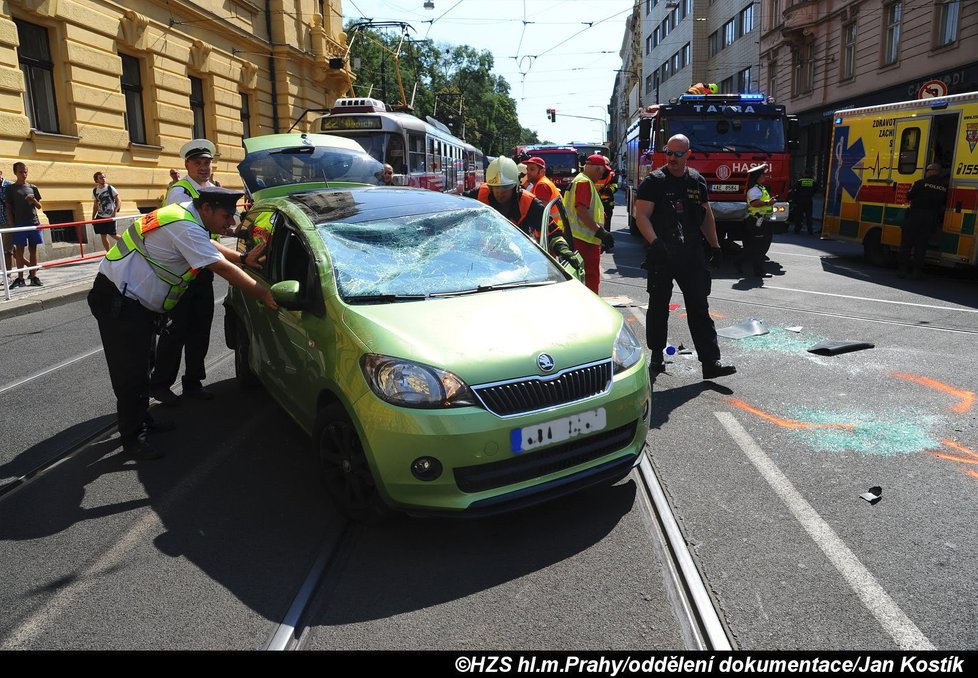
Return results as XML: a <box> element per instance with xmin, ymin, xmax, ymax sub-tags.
<box><xmin>477</xmin><ymin>280</ymin><xmax>557</xmax><ymax>292</ymax></box>
<box><xmin>345</xmin><ymin>293</ymin><xmax>428</xmax><ymax>304</ymax></box>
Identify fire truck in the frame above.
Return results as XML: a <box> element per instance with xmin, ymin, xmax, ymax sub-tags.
<box><xmin>623</xmin><ymin>92</ymin><xmax>797</xmax><ymax>242</ymax></box>
<box><xmin>822</xmin><ymin>91</ymin><xmax>978</xmax><ymax>270</ymax></box>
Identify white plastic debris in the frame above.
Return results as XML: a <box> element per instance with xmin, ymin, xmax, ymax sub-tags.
<box><xmin>717</xmin><ymin>317</ymin><xmax>769</xmax><ymax>339</ymax></box>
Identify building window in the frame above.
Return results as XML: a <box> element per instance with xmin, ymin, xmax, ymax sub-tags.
<box><xmin>841</xmin><ymin>22</ymin><xmax>856</xmax><ymax>80</ymax></box>
<box><xmin>681</xmin><ymin>43</ymin><xmax>691</xmax><ymax>69</ymax></box>
<box><xmin>646</xmin><ymin>34</ymin><xmax>653</xmax><ymax>54</ymax></box>
<box><xmin>767</xmin><ymin>61</ymin><xmax>778</xmax><ymax>97</ymax></box>
<box><xmin>770</xmin><ymin>0</ymin><xmax>781</xmax><ymax>30</ymax></box>
<box><xmin>936</xmin><ymin>0</ymin><xmax>959</xmax><ymax>47</ymax></box>
<box><xmin>240</xmin><ymin>92</ymin><xmax>252</xmax><ymax>140</ymax></box>
<box><xmin>719</xmin><ymin>76</ymin><xmax>734</xmax><ymax>94</ymax></box>
<box><xmin>120</xmin><ymin>54</ymin><xmax>146</xmax><ymax>144</ymax></box>
<box><xmin>671</xmin><ymin>51</ymin><xmax>681</xmax><ymax>74</ymax></box>
<box><xmin>682</xmin><ymin>0</ymin><xmax>691</xmax><ymax>20</ymax></box>
<box><xmin>14</xmin><ymin>19</ymin><xmax>59</xmax><ymax>134</ymax></box>
<box><xmin>46</xmin><ymin>209</ymin><xmax>81</xmax><ymax>245</ymax></box>
<box><xmin>792</xmin><ymin>45</ymin><xmax>814</xmax><ymax>95</ymax></box>
<box><xmin>190</xmin><ymin>76</ymin><xmax>206</xmax><ymax>139</ymax></box>
<box><xmin>737</xmin><ymin>67</ymin><xmax>752</xmax><ymax>93</ymax></box>
<box><xmin>646</xmin><ymin>73</ymin><xmax>654</xmax><ymax>95</ymax></box>
<box><xmin>883</xmin><ymin>2</ymin><xmax>902</xmax><ymax>65</ymax></box>
<box><xmin>723</xmin><ymin>19</ymin><xmax>737</xmax><ymax>47</ymax></box>
<box><xmin>740</xmin><ymin>5</ymin><xmax>755</xmax><ymax>36</ymax></box>
<box><xmin>709</xmin><ymin>30</ymin><xmax>721</xmax><ymax>56</ymax></box>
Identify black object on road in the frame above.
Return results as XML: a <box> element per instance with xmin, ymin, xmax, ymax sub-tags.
<box><xmin>807</xmin><ymin>340</ymin><xmax>875</xmax><ymax>356</ymax></box>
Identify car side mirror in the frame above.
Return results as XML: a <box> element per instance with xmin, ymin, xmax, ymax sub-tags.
<box><xmin>270</xmin><ymin>280</ymin><xmax>303</xmax><ymax>310</ymax></box>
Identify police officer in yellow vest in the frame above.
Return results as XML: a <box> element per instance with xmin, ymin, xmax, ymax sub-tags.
<box><xmin>150</xmin><ymin>139</ymin><xmax>225</xmax><ymax>406</ymax></box>
<box><xmin>88</xmin><ymin>187</ymin><xmax>277</xmax><ymax>460</ymax></box>
<box><xmin>563</xmin><ymin>154</ymin><xmax>615</xmax><ymax>293</ymax></box>
<box><xmin>740</xmin><ymin>163</ymin><xmax>776</xmax><ymax>277</ymax></box>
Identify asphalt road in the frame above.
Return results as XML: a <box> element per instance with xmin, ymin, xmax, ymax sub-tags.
<box><xmin>1</xmin><ymin>211</ymin><xmax>976</xmax><ymax>651</ymax></box>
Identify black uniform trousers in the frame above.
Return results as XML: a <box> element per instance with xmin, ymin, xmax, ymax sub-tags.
<box><xmin>899</xmin><ymin>209</ymin><xmax>934</xmax><ymax>272</ymax></box>
<box><xmin>794</xmin><ymin>198</ymin><xmax>813</xmax><ymax>234</ymax></box>
<box><xmin>739</xmin><ymin>215</ymin><xmax>771</xmax><ymax>275</ymax></box>
<box><xmin>647</xmin><ymin>242</ymin><xmax>721</xmax><ymax>365</ymax></box>
<box><xmin>602</xmin><ymin>200</ymin><xmax>615</xmax><ymax>230</ymax></box>
<box><xmin>150</xmin><ymin>269</ymin><xmax>214</xmax><ymax>392</ymax></box>
<box><xmin>87</xmin><ymin>273</ymin><xmax>160</xmax><ymax>446</ymax></box>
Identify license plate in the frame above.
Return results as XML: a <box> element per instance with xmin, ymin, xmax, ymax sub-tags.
<box><xmin>711</xmin><ymin>183</ymin><xmax>739</xmax><ymax>193</ymax></box>
<box><xmin>511</xmin><ymin>408</ymin><xmax>607</xmax><ymax>453</ymax></box>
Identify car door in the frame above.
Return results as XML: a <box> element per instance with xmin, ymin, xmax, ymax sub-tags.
<box><xmin>263</xmin><ymin>214</ymin><xmax>325</xmax><ymax>426</ymax></box>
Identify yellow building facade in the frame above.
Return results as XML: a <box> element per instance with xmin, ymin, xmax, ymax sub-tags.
<box><xmin>0</xmin><ymin>0</ymin><xmax>352</xmax><ymax>259</ymax></box>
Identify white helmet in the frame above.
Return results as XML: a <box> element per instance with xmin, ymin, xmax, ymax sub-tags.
<box><xmin>485</xmin><ymin>157</ymin><xmax>520</xmax><ymax>187</ymax></box>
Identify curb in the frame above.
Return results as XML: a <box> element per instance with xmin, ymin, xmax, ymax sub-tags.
<box><xmin>0</xmin><ymin>281</ymin><xmax>92</xmax><ymax>320</ymax></box>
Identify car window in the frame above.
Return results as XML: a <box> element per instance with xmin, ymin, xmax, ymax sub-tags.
<box><xmin>237</xmin><ymin>208</ymin><xmax>278</xmax><ymax>278</ymax></box>
<box><xmin>269</xmin><ymin>218</ymin><xmax>311</xmax><ymax>289</ymax></box>
<box><xmin>315</xmin><ymin>206</ymin><xmax>567</xmax><ymax>300</ymax></box>
<box><xmin>238</xmin><ymin>145</ymin><xmax>385</xmax><ymax>195</ymax></box>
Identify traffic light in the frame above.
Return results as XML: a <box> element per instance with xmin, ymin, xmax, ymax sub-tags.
<box><xmin>546</xmin><ymin>108</ymin><xmax>556</xmax><ymax>123</ymax></box>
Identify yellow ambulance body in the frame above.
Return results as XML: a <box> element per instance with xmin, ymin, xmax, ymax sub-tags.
<box><xmin>822</xmin><ymin>91</ymin><xmax>978</xmax><ymax>268</ymax></box>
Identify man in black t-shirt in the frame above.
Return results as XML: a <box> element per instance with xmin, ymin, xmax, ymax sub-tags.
<box><xmin>632</xmin><ymin>134</ymin><xmax>736</xmax><ymax>380</ymax></box>
<box><xmin>899</xmin><ymin>163</ymin><xmax>948</xmax><ymax>279</ymax></box>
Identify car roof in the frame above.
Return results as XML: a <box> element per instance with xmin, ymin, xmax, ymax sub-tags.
<box><xmin>242</xmin><ymin>132</ymin><xmax>366</xmax><ymax>154</ymax></box>
<box><xmin>286</xmin><ymin>186</ymin><xmax>481</xmax><ymax>224</ymax></box>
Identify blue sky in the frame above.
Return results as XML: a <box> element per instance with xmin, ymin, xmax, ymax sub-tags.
<box><xmin>341</xmin><ymin>0</ymin><xmax>635</xmax><ymax>145</ymax></box>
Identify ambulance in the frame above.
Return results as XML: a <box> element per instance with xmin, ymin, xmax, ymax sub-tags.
<box><xmin>822</xmin><ymin>91</ymin><xmax>978</xmax><ymax>269</ymax></box>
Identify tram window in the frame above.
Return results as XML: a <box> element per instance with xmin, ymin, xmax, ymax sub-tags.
<box><xmin>898</xmin><ymin>127</ymin><xmax>921</xmax><ymax>174</ymax></box>
<box><xmin>387</xmin><ymin>134</ymin><xmax>406</xmax><ymax>173</ymax></box>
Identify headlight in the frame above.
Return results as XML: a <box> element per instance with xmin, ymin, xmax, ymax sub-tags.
<box><xmin>612</xmin><ymin>320</ymin><xmax>643</xmax><ymax>374</ymax></box>
<box><xmin>361</xmin><ymin>354</ymin><xmax>478</xmax><ymax>408</ymax></box>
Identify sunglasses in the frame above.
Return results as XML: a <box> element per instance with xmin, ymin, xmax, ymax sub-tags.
<box><xmin>664</xmin><ymin>149</ymin><xmax>687</xmax><ymax>158</ymax></box>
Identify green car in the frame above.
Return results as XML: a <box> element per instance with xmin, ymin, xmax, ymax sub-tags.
<box><xmin>225</xmin><ymin>135</ymin><xmax>650</xmax><ymax>521</ymax></box>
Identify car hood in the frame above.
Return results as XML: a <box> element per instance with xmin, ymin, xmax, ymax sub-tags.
<box><xmin>339</xmin><ymin>281</ymin><xmax>623</xmax><ymax>385</ymax></box>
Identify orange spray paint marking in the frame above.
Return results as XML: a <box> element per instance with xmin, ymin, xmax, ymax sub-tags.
<box><xmin>941</xmin><ymin>439</ymin><xmax>978</xmax><ymax>461</ymax></box>
<box><xmin>929</xmin><ymin>451</ymin><xmax>978</xmax><ymax>466</ymax></box>
<box><xmin>668</xmin><ymin>303</ymin><xmax>680</xmax><ymax>311</ymax></box>
<box><xmin>679</xmin><ymin>310</ymin><xmax>726</xmax><ymax>318</ymax></box>
<box><xmin>965</xmin><ymin>468</ymin><xmax>978</xmax><ymax>481</ymax></box>
<box><xmin>728</xmin><ymin>399</ymin><xmax>856</xmax><ymax>430</ymax></box>
<box><xmin>892</xmin><ymin>372</ymin><xmax>975</xmax><ymax>413</ymax></box>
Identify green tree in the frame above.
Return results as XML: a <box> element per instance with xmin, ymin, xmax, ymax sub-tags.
<box><xmin>344</xmin><ymin>22</ymin><xmax>530</xmax><ymax>157</ymax></box>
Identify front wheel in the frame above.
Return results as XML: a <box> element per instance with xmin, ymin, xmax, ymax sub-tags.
<box><xmin>314</xmin><ymin>404</ymin><xmax>392</xmax><ymax>524</ymax></box>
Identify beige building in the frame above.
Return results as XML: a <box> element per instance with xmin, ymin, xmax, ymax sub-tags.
<box><xmin>759</xmin><ymin>0</ymin><xmax>978</xmax><ymax>176</ymax></box>
<box><xmin>0</xmin><ymin>0</ymin><xmax>352</xmax><ymax>261</ymax></box>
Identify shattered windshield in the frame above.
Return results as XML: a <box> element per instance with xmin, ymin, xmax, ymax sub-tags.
<box><xmin>316</xmin><ymin>207</ymin><xmax>566</xmax><ymax>301</ymax></box>
<box><xmin>238</xmin><ymin>145</ymin><xmax>385</xmax><ymax>194</ymax></box>
<box><xmin>665</xmin><ymin>116</ymin><xmax>786</xmax><ymax>153</ymax></box>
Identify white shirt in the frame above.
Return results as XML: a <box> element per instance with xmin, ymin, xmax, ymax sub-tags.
<box><xmin>98</xmin><ymin>203</ymin><xmax>223</xmax><ymax>313</ymax></box>
<box><xmin>746</xmin><ymin>185</ymin><xmax>765</xmax><ymax>203</ymax></box>
<box><xmin>164</xmin><ymin>175</ymin><xmax>213</xmax><ymax>206</ymax></box>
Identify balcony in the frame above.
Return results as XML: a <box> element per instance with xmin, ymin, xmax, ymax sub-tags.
<box><xmin>782</xmin><ymin>1</ymin><xmax>820</xmax><ymax>32</ymax></box>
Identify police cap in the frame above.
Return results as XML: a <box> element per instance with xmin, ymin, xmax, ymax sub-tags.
<box><xmin>180</xmin><ymin>138</ymin><xmax>216</xmax><ymax>161</ymax></box>
<box><xmin>194</xmin><ymin>186</ymin><xmax>243</xmax><ymax>213</ymax></box>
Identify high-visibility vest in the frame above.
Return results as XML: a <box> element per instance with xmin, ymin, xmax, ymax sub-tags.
<box><xmin>596</xmin><ymin>171</ymin><xmax>617</xmax><ymax>203</ymax></box>
<box><xmin>477</xmin><ymin>184</ymin><xmax>534</xmax><ymax>227</ymax></box>
<box><xmin>797</xmin><ymin>177</ymin><xmax>816</xmax><ymax>189</ymax></box>
<box><xmin>161</xmin><ymin>179</ymin><xmax>198</xmax><ymax>208</ymax></box>
<box><xmin>747</xmin><ymin>184</ymin><xmax>774</xmax><ymax>218</ymax></box>
<box><xmin>562</xmin><ymin>173</ymin><xmax>604</xmax><ymax>245</ymax></box>
<box><xmin>105</xmin><ymin>203</ymin><xmax>204</xmax><ymax>312</ymax></box>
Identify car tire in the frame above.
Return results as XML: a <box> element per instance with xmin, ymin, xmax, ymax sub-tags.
<box><xmin>234</xmin><ymin>320</ymin><xmax>259</xmax><ymax>388</ymax></box>
<box><xmin>314</xmin><ymin>403</ymin><xmax>392</xmax><ymax>524</ymax></box>
<box><xmin>863</xmin><ymin>228</ymin><xmax>887</xmax><ymax>267</ymax></box>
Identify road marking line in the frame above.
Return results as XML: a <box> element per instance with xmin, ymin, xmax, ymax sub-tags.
<box><xmin>714</xmin><ymin>411</ymin><xmax>935</xmax><ymax>651</ymax></box>
<box><xmin>763</xmin><ymin>285</ymin><xmax>978</xmax><ymax>313</ymax></box>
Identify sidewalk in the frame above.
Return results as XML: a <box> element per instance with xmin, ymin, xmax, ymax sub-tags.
<box><xmin>0</xmin><ymin>256</ymin><xmax>103</xmax><ymax>320</ymax></box>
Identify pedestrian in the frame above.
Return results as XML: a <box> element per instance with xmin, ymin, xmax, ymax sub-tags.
<box><xmin>465</xmin><ymin>157</ymin><xmax>583</xmax><ymax>277</ymax></box>
<box><xmin>632</xmin><ymin>134</ymin><xmax>736</xmax><ymax>380</ymax></box>
<box><xmin>517</xmin><ymin>163</ymin><xmax>530</xmax><ymax>189</ymax></box>
<box><xmin>381</xmin><ymin>163</ymin><xmax>394</xmax><ymax>186</ymax></box>
<box><xmin>0</xmin><ymin>169</ymin><xmax>12</xmax><ymax>282</ymax></box>
<box><xmin>561</xmin><ymin>154</ymin><xmax>615</xmax><ymax>293</ymax></box>
<box><xmin>166</xmin><ymin>168</ymin><xmax>180</xmax><ymax>188</ymax></box>
<box><xmin>91</xmin><ymin>171</ymin><xmax>122</xmax><ymax>251</ymax></box>
<box><xmin>791</xmin><ymin>167</ymin><xmax>819</xmax><ymax>235</ymax></box>
<box><xmin>739</xmin><ymin>163</ymin><xmax>777</xmax><ymax>277</ymax></box>
<box><xmin>899</xmin><ymin>163</ymin><xmax>948</xmax><ymax>279</ymax></box>
<box><xmin>88</xmin><ymin>187</ymin><xmax>277</xmax><ymax>460</ymax></box>
<box><xmin>149</xmin><ymin>139</ymin><xmax>220</xmax><ymax>405</ymax></box>
<box><xmin>4</xmin><ymin>162</ymin><xmax>44</xmax><ymax>288</ymax></box>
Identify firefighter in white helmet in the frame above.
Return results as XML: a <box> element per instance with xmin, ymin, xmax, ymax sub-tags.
<box><xmin>465</xmin><ymin>158</ymin><xmax>582</xmax><ymax>274</ymax></box>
